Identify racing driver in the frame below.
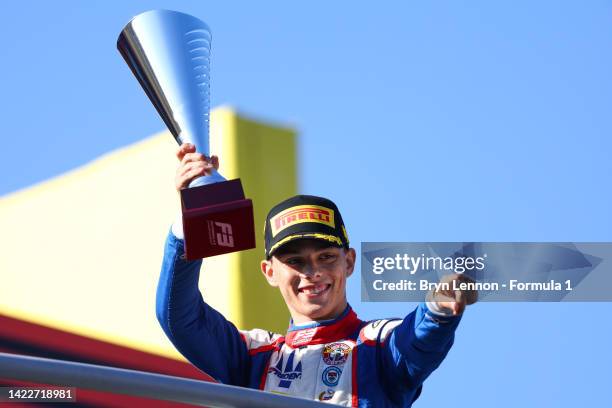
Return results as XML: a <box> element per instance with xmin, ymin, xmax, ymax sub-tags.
<box><xmin>156</xmin><ymin>143</ymin><xmax>477</xmax><ymax>407</ymax></box>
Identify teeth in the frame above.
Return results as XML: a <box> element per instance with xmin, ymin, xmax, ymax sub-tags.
<box><xmin>302</xmin><ymin>284</ymin><xmax>326</xmax><ymax>294</ymax></box>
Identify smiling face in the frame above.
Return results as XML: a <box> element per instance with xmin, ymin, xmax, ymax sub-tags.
<box><xmin>261</xmin><ymin>239</ymin><xmax>356</xmax><ymax>325</ymax></box>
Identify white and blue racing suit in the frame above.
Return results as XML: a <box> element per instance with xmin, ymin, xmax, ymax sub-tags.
<box><xmin>156</xmin><ymin>231</ymin><xmax>462</xmax><ymax>407</ymax></box>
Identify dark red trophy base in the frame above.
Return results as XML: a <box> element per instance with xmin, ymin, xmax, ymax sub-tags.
<box><xmin>180</xmin><ymin>178</ymin><xmax>255</xmax><ymax>260</ymax></box>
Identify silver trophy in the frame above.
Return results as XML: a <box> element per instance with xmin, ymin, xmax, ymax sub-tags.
<box><xmin>118</xmin><ymin>10</ymin><xmax>255</xmax><ymax>259</ymax></box>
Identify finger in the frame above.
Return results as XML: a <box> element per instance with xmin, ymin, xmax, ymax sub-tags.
<box><xmin>176</xmin><ymin>143</ymin><xmax>196</xmax><ymax>161</ymax></box>
<box><xmin>453</xmin><ymin>303</ymin><xmax>462</xmax><ymax>315</ymax></box>
<box><xmin>437</xmin><ymin>301</ymin><xmax>456</xmax><ymax>314</ymax></box>
<box><xmin>456</xmin><ymin>274</ymin><xmax>478</xmax><ymax>305</ymax></box>
<box><xmin>185</xmin><ymin>166</ymin><xmax>210</xmax><ymax>182</ymax></box>
<box><xmin>436</xmin><ymin>295</ymin><xmax>466</xmax><ymax>315</ymax></box>
<box><xmin>181</xmin><ymin>152</ymin><xmax>211</xmax><ymax>165</ymax></box>
<box><xmin>176</xmin><ymin>177</ymin><xmax>189</xmax><ymax>190</ymax></box>
<box><xmin>433</xmin><ymin>292</ymin><xmax>456</xmax><ymax>314</ymax></box>
<box><xmin>175</xmin><ymin>171</ymin><xmax>191</xmax><ymax>190</ymax></box>
<box><xmin>178</xmin><ymin>161</ymin><xmax>214</xmax><ymax>178</ymax></box>
<box><xmin>455</xmin><ymin>289</ymin><xmax>464</xmax><ymax>306</ymax></box>
<box><xmin>177</xmin><ymin>169</ymin><xmax>204</xmax><ymax>190</ymax></box>
<box><xmin>432</xmin><ymin>289</ymin><xmax>454</xmax><ymax>304</ymax></box>
<box><xmin>210</xmin><ymin>155</ymin><xmax>219</xmax><ymax>170</ymax></box>
<box><xmin>176</xmin><ymin>167</ymin><xmax>202</xmax><ymax>190</ymax></box>
<box><xmin>185</xmin><ymin>161</ymin><xmax>215</xmax><ymax>177</ymax></box>
<box><xmin>453</xmin><ymin>289</ymin><xmax>466</xmax><ymax>315</ymax></box>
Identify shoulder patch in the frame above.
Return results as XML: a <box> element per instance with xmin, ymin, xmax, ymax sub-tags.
<box><xmin>359</xmin><ymin>319</ymin><xmax>402</xmax><ymax>344</ymax></box>
<box><xmin>239</xmin><ymin>328</ymin><xmax>283</xmax><ymax>350</ymax></box>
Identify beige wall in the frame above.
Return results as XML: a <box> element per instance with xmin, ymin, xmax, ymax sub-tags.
<box><xmin>0</xmin><ymin>107</ymin><xmax>296</xmax><ymax>359</ymax></box>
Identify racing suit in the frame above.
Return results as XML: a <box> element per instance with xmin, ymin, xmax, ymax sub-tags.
<box><xmin>156</xmin><ymin>231</ymin><xmax>462</xmax><ymax>407</ymax></box>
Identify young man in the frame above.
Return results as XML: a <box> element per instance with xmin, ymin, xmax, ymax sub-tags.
<box><xmin>156</xmin><ymin>144</ymin><xmax>476</xmax><ymax>407</ymax></box>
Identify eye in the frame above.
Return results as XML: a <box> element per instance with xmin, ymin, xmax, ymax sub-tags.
<box><xmin>319</xmin><ymin>253</ymin><xmax>337</xmax><ymax>262</ymax></box>
<box><xmin>285</xmin><ymin>257</ymin><xmax>304</xmax><ymax>266</ymax></box>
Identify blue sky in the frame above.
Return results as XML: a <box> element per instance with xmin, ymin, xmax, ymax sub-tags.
<box><xmin>2</xmin><ymin>1</ymin><xmax>611</xmax><ymax>406</ymax></box>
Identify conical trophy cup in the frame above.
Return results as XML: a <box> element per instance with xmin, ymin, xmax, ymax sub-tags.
<box><xmin>117</xmin><ymin>9</ymin><xmax>255</xmax><ymax>259</ymax></box>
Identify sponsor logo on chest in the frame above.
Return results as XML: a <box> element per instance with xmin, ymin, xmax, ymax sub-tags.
<box><xmin>321</xmin><ymin>342</ymin><xmax>351</xmax><ymax>366</ymax></box>
<box><xmin>318</xmin><ymin>389</ymin><xmax>335</xmax><ymax>401</ymax></box>
<box><xmin>291</xmin><ymin>327</ymin><xmax>317</xmax><ymax>347</ymax></box>
<box><xmin>322</xmin><ymin>366</ymin><xmax>342</xmax><ymax>387</ymax></box>
<box><xmin>268</xmin><ymin>351</ymin><xmax>302</xmax><ymax>389</ymax></box>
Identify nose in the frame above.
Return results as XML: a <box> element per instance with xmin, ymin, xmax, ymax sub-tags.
<box><xmin>301</xmin><ymin>263</ymin><xmax>322</xmax><ymax>279</ymax></box>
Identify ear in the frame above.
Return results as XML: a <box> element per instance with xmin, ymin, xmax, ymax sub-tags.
<box><xmin>344</xmin><ymin>248</ymin><xmax>356</xmax><ymax>278</ymax></box>
<box><xmin>261</xmin><ymin>259</ymin><xmax>279</xmax><ymax>287</ymax></box>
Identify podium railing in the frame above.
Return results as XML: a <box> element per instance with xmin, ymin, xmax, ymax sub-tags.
<box><xmin>0</xmin><ymin>352</ymin><xmax>326</xmax><ymax>407</ymax></box>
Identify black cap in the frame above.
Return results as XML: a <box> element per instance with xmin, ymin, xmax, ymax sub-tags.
<box><xmin>264</xmin><ymin>195</ymin><xmax>350</xmax><ymax>259</ymax></box>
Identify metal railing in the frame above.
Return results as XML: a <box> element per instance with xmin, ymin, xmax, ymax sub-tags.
<box><xmin>0</xmin><ymin>352</ymin><xmax>326</xmax><ymax>407</ymax></box>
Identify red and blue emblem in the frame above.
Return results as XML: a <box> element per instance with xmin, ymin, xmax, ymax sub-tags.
<box><xmin>322</xmin><ymin>366</ymin><xmax>342</xmax><ymax>387</ymax></box>
<box><xmin>322</xmin><ymin>342</ymin><xmax>350</xmax><ymax>366</ymax></box>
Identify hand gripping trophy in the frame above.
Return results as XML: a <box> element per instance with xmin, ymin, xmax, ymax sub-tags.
<box><xmin>117</xmin><ymin>10</ymin><xmax>255</xmax><ymax>259</ymax></box>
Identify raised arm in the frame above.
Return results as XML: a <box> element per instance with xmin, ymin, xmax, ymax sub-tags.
<box><xmin>155</xmin><ymin>143</ymin><xmax>249</xmax><ymax>385</ymax></box>
<box><xmin>156</xmin><ymin>230</ymin><xmax>250</xmax><ymax>385</ymax></box>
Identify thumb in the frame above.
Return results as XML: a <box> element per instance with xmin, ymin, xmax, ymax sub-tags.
<box><xmin>453</xmin><ymin>289</ymin><xmax>464</xmax><ymax>315</ymax></box>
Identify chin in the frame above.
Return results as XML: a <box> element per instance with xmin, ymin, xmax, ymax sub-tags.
<box><xmin>297</xmin><ymin>301</ymin><xmax>339</xmax><ymax>321</ymax></box>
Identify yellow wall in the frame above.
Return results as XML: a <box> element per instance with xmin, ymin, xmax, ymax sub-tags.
<box><xmin>0</xmin><ymin>107</ymin><xmax>296</xmax><ymax>359</ymax></box>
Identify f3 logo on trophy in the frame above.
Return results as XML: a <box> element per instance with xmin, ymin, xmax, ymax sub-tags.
<box><xmin>215</xmin><ymin>222</ymin><xmax>234</xmax><ymax>247</ymax></box>
<box><xmin>207</xmin><ymin>221</ymin><xmax>235</xmax><ymax>248</ymax></box>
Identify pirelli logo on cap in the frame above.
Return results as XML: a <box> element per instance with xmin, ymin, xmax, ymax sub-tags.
<box><xmin>270</xmin><ymin>205</ymin><xmax>335</xmax><ymax>237</ymax></box>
